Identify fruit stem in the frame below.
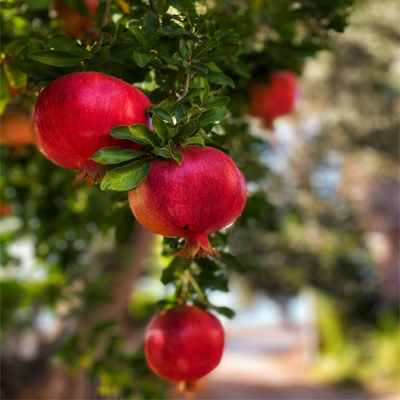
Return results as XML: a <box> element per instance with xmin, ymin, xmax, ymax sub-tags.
<box><xmin>94</xmin><ymin>0</ymin><xmax>112</xmax><ymax>52</ymax></box>
<box><xmin>185</xmin><ymin>271</ymin><xmax>212</xmax><ymax>307</ymax></box>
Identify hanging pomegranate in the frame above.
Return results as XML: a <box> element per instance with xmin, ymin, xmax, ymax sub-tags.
<box><xmin>34</xmin><ymin>72</ymin><xmax>152</xmax><ymax>184</ymax></box>
<box><xmin>145</xmin><ymin>305</ymin><xmax>225</xmax><ymax>382</ymax></box>
<box><xmin>128</xmin><ymin>145</ymin><xmax>247</xmax><ymax>258</ymax></box>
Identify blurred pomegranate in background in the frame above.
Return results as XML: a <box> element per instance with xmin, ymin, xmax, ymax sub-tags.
<box><xmin>0</xmin><ymin>106</ymin><xmax>34</xmax><ymax>148</ymax></box>
<box><xmin>248</xmin><ymin>70</ymin><xmax>298</xmax><ymax>130</ymax></box>
<box><xmin>54</xmin><ymin>0</ymin><xmax>98</xmax><ymax>42</ymax></box>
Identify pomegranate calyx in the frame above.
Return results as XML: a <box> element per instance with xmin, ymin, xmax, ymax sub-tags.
<box><xmin>76</xmin><ymin>159</ymin><xmax>107</xmax><ymax>186</ymax></box>
<box><xmin>173</xmin><ymin>235</ymin><xmax>221</xmax><ymax>259</ymax></box>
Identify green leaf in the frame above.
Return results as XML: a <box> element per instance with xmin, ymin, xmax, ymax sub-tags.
<box><xmin>192</xmin><ymin>76</ymin><xmax>209</xmax><ymax>104</ymax></box>
<box><xmin>143</xmin><ymin>11</ymin><xmax>158</xmax><ymax>34</ymax></box>
<box><xmin>203</xmin><ymin>96</ymin><xmax>230</xmax><ymax>108</ymax></box>
<box><xmin>174</xmin><ymin>103</ymin><xmax>189</xmax><ymax>122</ymax></box>
<box><xmin>205</xmin><ymin>20</ymin><xmax>215</xmax><ymax>38</ymax></box>
<box><xmin>192</xmin><ymin>61</ymin><xmax>208</xmax><ymax>74</ymax></box>
<box><xmin>49</xmin><ymin>35</ymin><xmax>89</xmax><ymax>57</ymax></box>
<box><xmin>169</xmin><ymin>0</ymin><xmax>195</xmax><ymax>12</ymax></box>
<box><xmin>29</xmin><ymin>38</ymin><xmax>45</xmax><ymax>53</ymax></box>
<box><xmin>133</xmin><ymin>48</ymin><xmax>154</xmax><ymax>67</ymax></box>
<box><xmin>91</xmin><ymin>147</ymin><xmax>146</xmax><ymax>165</ymax></box>
<box><xmin>152</xmin><ymin>115</ymin><xmax>170</xmax><ymax>143</ymax></box>
<box><xmin>3</xmin><ymin>62</ymin><xmax>26</xmax><ymax>89</ymax></box>
<box><xmin>156</xmin><ymin>0</ymin><xmax>170</xmax><ymax>13</ymax></box>
<box><xmin>185</xmin><ymin>87</ymin><xmax>205</xmax><ymax>100</ymax></box>
<box><xmin>161</xmin><ymin>257</ymin><xmax>191</xmax><ymax>285</ymax></box>
<box><xmin>179</xmin><ymin>38</ymin><xmax>189</xmax><ymax>60</ymax></box>
<box><xmin>197</xmin><ymin>108</ymin><xmax>228</xmax><ymax>129</ymax></box>
<box><xmin>206</xmin><ymin>71</ymin><xmax>235</xmax><ymax>87</ymax></box>
<box><xmin>88</xmin><ymin>45</ymin><xmax>110</xmax><ymax>70</ymax></box>
<box><xmin>0</xmin><ymin>68</ymin><xmax>10</xmax><ymax>115</ymax></box>
<box><xmin>218</xmin><ymin>252</ymin><xmax>245</xmax><ymax>273</ymax></box>
<box><xmin>110</xmin><ymin>124</ymin><xmax>160</xmax><ymax>148</ymax></box>
<box><xmin>213</xmin><ymin>306</ymin><xmax>235</xmax><ymax>319</ymax></box>
<box><xmin>153</xmin><ymin>140</ymin><xmax>183</xmax><ymax>164</ymax></box>
<box><xmin>148</xmin><ymin>106</ymin><xmax>174</xmax><ymax>124</ymax></box>
<box><xmin>12</xmin><ymin>59</ymin><xmax>54</xmax><ymax>80</ymax></box>
<box><xmin>174</xmin><ymin>119</ymin><xmax>196</xmax><ymax>141</ymax></box>
<box><xmin>29</xmin><ymin>51</ymin><xmax>87</xmax><ymax>67</ymax></box>
<box><xmin>191</xmin><ymin>38</ymin><xmax>218</xmax><ymax>60</ymax></box>
<box><xmin>172</xmin><ymin>151</ymin><xmax>183</xmax><ymax>164</ymax></box>
<box><xmin>229</xmin><ymin>59</ymin><xmax>251</xmax><ymax>78</ymax></box>
<box><xmin>130</xmin><ymin>27</ymin><xmax>152</xmax><ymax>48</ymax></box>
<box><xmin>5</xmin><ymin>38</ymin><xmax>30</xmax><ymax>57</ymax></box>
<box><xmin>100</xmin><ymin>160</ymin><xmax>150</xmax><ymax>191</ymax></box>
<box><xmin>182</xmin><ymin>135</ymin><xmax>205</xmax><ymax>149</ymax></box>
<box><xmin>197</xmin><ymin>44</ymin><xmax>238</xmax><ymax>62</ymax></box>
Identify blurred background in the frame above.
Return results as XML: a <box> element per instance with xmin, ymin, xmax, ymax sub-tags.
<box><xmin>1</xmin><ymin>0</ymin><xmax>399</xmax><ymax>399</ymax></box>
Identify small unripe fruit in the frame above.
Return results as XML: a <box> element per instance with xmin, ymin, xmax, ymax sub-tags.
<box><xmin>248</xmin><ymin>70</ymin><xmax>298</xmax><ymax>129</ymax></box>
<box><xmin>128</xmin><ymin>146</ymin><xmax>247</xmax><ymax>258</ymax></box>
<box><xmin>34</xmin><ymin>72</ymin><xmax>151</xmax><ymax>184</ymax></box>
<box><xmin>145</xmin><ymin>306</ymin><xmax>224</xmax><ymax>382</ymax></box>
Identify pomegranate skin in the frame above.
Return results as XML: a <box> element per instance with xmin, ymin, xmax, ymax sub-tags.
<box><xmin>248</xmin><ymin>70</ymin><xmax>298</xmax><ymax>129</ymax></box>
<box><xmin>128</xmin><ymin>146</ymin><xmax>247</xmax><ymax>257</ymax></box>
<box><xmin>145</xmin><ymin>306</ymin><xmax>224</xmax><ymax>382</ymax></box>
<box><xmin>34</xmin><ymin>72</ymin><xmax>151</xmax><ymax>182</ymax></box>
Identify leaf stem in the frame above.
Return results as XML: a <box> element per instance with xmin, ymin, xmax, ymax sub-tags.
<box><xmin>94</xmin><ymin>0</ymin><xmax>112</xmax><ymax>52</ymax></box>
<box><xmin>185</xmin><ymin>271</ymin><xmax>211</xmax><ymax>306</ymax></box>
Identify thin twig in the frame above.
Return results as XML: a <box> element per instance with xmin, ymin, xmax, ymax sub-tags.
<box><xmin>149</xmin><ymin>0</ymin><xmax>160</xmax><ymax>27</ymax></box>
<box><xmin>94</xmin><ymin>0</ymin><xmax>112</xmax><ymax>52</ymax></box>
<box><xmin>163</xmin><ymin>13</ymin><xmax>184</xmax><ymax>22</ymax></box>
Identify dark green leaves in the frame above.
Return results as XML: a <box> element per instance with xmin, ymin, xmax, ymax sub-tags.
<box><xmin>197</xmin><ymin>108</ymin><xmax>228</xmax><ymax>129</ymax></box>
<box><xmin>169</xmin><ymin>0</ymin><xmax>195</xmax><ymax>12</ymax></box>
<box><xmin>191</xmin><ymin>38</ymin><xmax>219</xmax><ymax>60</ymax></box>
<box><xmin>110</xmin><ymin>124</ymin><xmax>160</xmax><ymax>148</ymax></box>
<box><xmin>133</xmin><ymin>48</ymin><xmax>154</xmax><ymax>67</ymax></box>
<box><xmin>152</xmin><ymin>115</ymin><xmax>170</xmax><ymax>143</ymax></box>
<box><xmin>88</xmin><ymin>46</ymin><xmax>110</xmax><ymax>70</ymax></box>
<box><xmin>91</xmin><ymin>147</ymin><xmax>146</xmax><ymax>165</ymax></box>
<box><xmin>100</xmin><ymin>160</ymin><xmax>150</xmax><ymax>191</ymax></box>
<box><xmin>49</xmin><ymin>35</ymin><xmax>89</xmax><ymax>57</ymax></box>
<box><xmin>29</xmin><ymin>51</ymin><xmax>87</xmax><ymax>67</ymax></box>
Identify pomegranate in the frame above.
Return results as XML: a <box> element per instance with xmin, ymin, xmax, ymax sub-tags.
<box><xmin>145</xmin><ymin>305</ymin><xmax>224</xmax><ymax>382</ymax></box>
<box><xmin>34</xmin><ymin>72</ymin><xmax>151</xmax><ymax>184</ymax></box>
<box><xmin>54</xmin><ymin>0</ymin><xmax>99</xmax><ymax>43</ymax></box>
<box><xmin>248</xmin><ymin>70</ymin><xmax>298</xmax><ymax>129</ymax></box>
<box><xmin>0</xmin><ymin>106</ymin><xmax>34</xmax><ymax>147</ymax></box>
<box><xmin>128</xmin><ymin>146</ymin><xmax>247</xmax><ymax>258</ymax></box>
<box><xmin>0</xmin><ymin>201</ymin><xmax>12</xmax><ymax>218</ymax></box>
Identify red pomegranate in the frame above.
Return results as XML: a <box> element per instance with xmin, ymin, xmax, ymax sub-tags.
<box><xmin>248</xmin><ymin>70</ymin><xmax>298</xmax><ymax>129</ymax></box>
<box><xmin>1</xmin><ymin>106</ymin><xmax>34</xmax><ymax>148</ymax></box>
<box><xmin>128</xmin><ymin>146</ymin><xmax>247</xmax><ymax>258</ymax></box>
<box><xmin>145</xmin><ymin>305</ymin><xmax>225</xmax><ymax>382</ymax></box>
<box><xmin>54</xmin><ymin>0</ymin><xmax>99</xmax><ymax>43</ymax></box>
<box><xmin>34</xmin><ymin>72</ymin><xmax>151</xmax><ymax>184</ymax></box>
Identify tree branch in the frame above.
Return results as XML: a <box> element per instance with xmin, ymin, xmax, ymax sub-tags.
<box><xmin>94</xmin><ymin>0</ymin><xmax>112</xmax><ymax>52</ymax></box>
<box><xmin>182</xmin><ymin>73</ymin><xmax>190</xmax><ymax>98</ymax></box>
<box><xmin>149</xmin><ymin>0</ymin><xmax>160</xmax><ymax>28</ymax></box>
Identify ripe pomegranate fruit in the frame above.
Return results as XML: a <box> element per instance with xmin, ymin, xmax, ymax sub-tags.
<box><xmin>248</xmin><ymin>70</ymin><xmax>298</xmax><ymax>129</ymax></box>
<box><xmin>54</xmin><ymin>0</ymin><xmax>99</xmax><ymax>43</ymax></box>
<box><xmin>0</xmin><ymin>201</ymin><xmax>12</xmax><ymax>218</ymax></box>
<box><xmin>128</xmin><ymin>146</ymin><xmax>247</xmax><ymax>258</ymax></box>
<box><xmin>0</xmin><ymin>106</ymin><xmax>34</xmax><ymax>148</ymax></box>
<box><xmin>145</xmin><ymin>305</ymin><xmax>224</xmax><ymax>382</ymax></box>
<box><xmin>34</xmin><ymin>72</ymin><xmax>151</xmax><ymax>184</ymax></box>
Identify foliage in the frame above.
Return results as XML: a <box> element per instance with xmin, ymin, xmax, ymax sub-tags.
<box><xmin>2</xmin><ymin>0</ymin><xmax>392</xmax><ymax>398</ymax></box>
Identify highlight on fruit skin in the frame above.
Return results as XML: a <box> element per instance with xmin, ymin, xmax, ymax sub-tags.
<box><xmin>128</xmin><ymin>145</ymin><xmax>247</xmax><ymax>258</ymax></box>
<box><xmin>144</xmin><ymin>305</ymin><xmax>225</xmax><ymax>382</ymax></box>
<box><xmin>0</xmin><ymin>106</ymin><xmax>34</xmax><ymax>148</ymax></box>
<box><xmin>248</xmin><ymin>70</ymin><xmax>298</xmax><ymax>130</ymax></box>
<box><xmin>33</xmin><ymin>72</ymin><xmax>152</xmax><ymax>184</ymax></box>
<box><xmin>53</xmin><ymin>0</ymin><xmax>99</xmax><ymax>43</ymax></box>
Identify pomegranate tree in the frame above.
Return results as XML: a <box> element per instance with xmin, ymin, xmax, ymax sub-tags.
<box><xmin>34</xmin><ymin>72</ymin><xmax>151</xmax><ymax>184</ymax></box>
<box><xmin>127</xmin><ymin>146</ymin><xmax>247</xmax><ymax>258</ymax></box>
<box><xmin>145</xmin><ymin>305</ymin><xmax>224</xmax><ymax>382</ymax></box>
<box><xmin>248</xmin><ymin>70</ymin><xmax>298</xmax><ymax>129</ymax></box>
